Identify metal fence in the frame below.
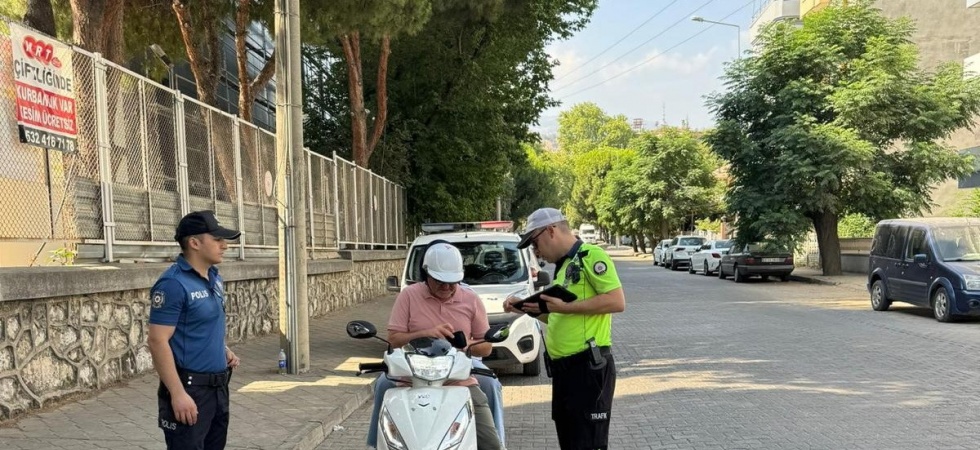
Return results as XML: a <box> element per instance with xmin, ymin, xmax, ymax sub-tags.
<box><xmin>0</xmin><ymin>20</ymin><xmax>406</xmax><ymax>264</ymax></box>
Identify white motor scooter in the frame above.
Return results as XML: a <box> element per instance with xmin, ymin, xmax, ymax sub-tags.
<box><xmin>347</xmin><ymin>320</ymin><xmax>508</xmax><ymax>450</ymax></box>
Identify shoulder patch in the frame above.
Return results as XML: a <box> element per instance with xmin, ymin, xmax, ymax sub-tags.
<box><xmin>593</xmin><ymin>261</ymin><xmax>607</xmax><ymax>275</ymax></box>
<box><xmin>151</xmin><ymin>290</ymin><xmax>166</xmax><ymax>309</ymax></box>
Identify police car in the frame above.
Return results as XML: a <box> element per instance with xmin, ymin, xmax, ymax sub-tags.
<box><xmin>386</xmin><ymin>221</ymin><xmax>549</xmax><ymax>376</ymax></box>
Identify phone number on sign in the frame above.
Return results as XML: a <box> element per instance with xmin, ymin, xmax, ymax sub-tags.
<box><xmin>21</xmin><ymin>127</ymin><xmax>76</xmax><ymax>152</ymax></box>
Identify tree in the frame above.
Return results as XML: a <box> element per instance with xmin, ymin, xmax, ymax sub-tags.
<box><xmin>24</xmin><ymin>0</ymin><xmax>56</xmax><ymax>35</ymax></box>
<box><xmin>557</xmin><ymin>102</ymin><xmax>632</xmax><ymax>154</ymax></box>
<box><xmin>568</xmin><ymin>147</ymin><xmax>622</xmax><ymax>227</ymax></box>
<box><xmin>303</xmin><ymin>0</ymin><xmax>433</xmax><ymax>167</ymax></box>
<box><xmin>707</xmin><ymin>1</ymin><xmax>980</xmax><ymax>275</ymax></box>
<box><xmin>596</xmin><ymin>149</ymin><xmax>646</xmax><ymax>250</ymax></box>
<box><xmin>510</xmin><ymin>143</ymin><xmax>563</xmax><ymax>223</ymax></box>
<box><xmin>632</xmin><ymin>127</ymin><xmax>723</xmax><ymax>238</ymax></box>
<box><xmin>302</xmin><ymin>0</ymin><xmax>597</xmax><ymax>224</ymax></box>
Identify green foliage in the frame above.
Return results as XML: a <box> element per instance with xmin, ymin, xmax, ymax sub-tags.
<box><xmin>48</xmin><ymin>244</ymin><xmax>76</xmax><ymax>266</ymax></box>
<box><xmin>950</xmin><ymin>189</ymin><xmax>980</xmax><ymax>218</ymax></box>
<box><xmin>695</xmin><ymin>218</ymin><xmax>722</xmax><ymax>234</ymax></box>
<box><xmin>707</xmin><ymin>0</ymin><xmax>980</xmax><ymax>255</ymax></box>
<box><xmin>557</xmin><ymin>102</ymin><xmax>633</xmax><ymax>154</ymax></box>
<box><xmin>302</xmin><ymin>0</ymin><xmax>432</xmax><ymax>43</ymax></box>
<box><xmin>303</xmin><ymin>0</ymin><xmax>597</xmax><ymax>224</ymax></box>
<box><xmin>567</xmin><ymin>147</ymin><xmax>624</xmax><ymax>225</ymax></box>
<box><xmin>837</xmin><ymin>213</ymin><xmax>876</xmax><ymax>238</ymax></box>
<box><xmin>510</xmin><ymin>143</ymin><xmax>564</xmax><ymax>225</ymax></box>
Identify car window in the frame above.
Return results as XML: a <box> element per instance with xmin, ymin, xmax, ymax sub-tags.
<box><xmin>905</xmin><ymin>228</ymin><xmax>927</xmax><ymax>261</ymax></box>
<box><xmin>678</xmin><ymin>237</ymin><xmax>705</xmax><ymax>246</ymax></box>
<box><xmin>871</xmin><ymin>225</ymin><xmax>891</xmax><ymax>257</ymax></box>
<box><xmin>933</xmin><ymin>226</ymin><xmax>980</xmax><ymax>261</ymax></box>
<box><xmin>884</xmin><ymin>227</ymin><xmax>906</xmax><ymax>260</ymax></box>
<box><xmin>714</xmin><ymin>240</ymin><xmax>732</xmax><ymax>249</ymax></box>
<box><xmin>407</xmin><ymin>241</ymin><xmax>529</xmax><ymax>285</ymax></box>
<box><xmin>669</xmin><ymin>238</ymin><xmax>678</xmax><ymax>246</ymax></box>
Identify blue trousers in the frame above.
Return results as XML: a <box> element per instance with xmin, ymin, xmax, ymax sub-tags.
<box><xmin>367</xmin><ymin>359</ymin><xmax>506</xmax><ymax>448</ymax></box>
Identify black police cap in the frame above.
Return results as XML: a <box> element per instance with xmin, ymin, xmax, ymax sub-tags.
<box><xmin>174</xmin><ymin>210</ymin><xmax>241</xmax><ymax>241</ymax></box>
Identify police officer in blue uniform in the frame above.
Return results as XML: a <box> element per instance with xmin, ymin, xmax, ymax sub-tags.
<box><xmin>148</xmin><ymin>210</ymin><xmax>242</xmax><ymax>450</ymax></box>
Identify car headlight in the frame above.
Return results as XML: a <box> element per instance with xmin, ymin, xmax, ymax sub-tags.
<box><xmin>964</xmin><ymin>275</ymin><xmax>980</xmax><ymax>291</ymax></box>
<box><xmin>380</xmin><ymin>409</ymin><xmax>408</xmax><ymax>450</ymax></box>
<box><xmin>438</xmin><ymin>402</ymin><xmax>473</xmax><ymax>450</ymax></box>
<box><xmin>406</xmin><ymin>354</ymin><xmax>454</xmax><ymax>381</ymax></box>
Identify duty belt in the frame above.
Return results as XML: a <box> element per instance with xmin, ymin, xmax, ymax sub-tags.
<box><xmin>177</xmin><ymin>368</ymin><xmax>231</xmax><ymax>387</ymax></box>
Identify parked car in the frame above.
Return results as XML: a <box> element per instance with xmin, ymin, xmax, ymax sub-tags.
<box><xmin>664</xmin><ymin>235</ymin><xmax>707</xmax><ymax>271</ymax></box>
<box><xmin>579</xmin><ymin>223</ymin><xmax>597</xmax><ymax>244</ymax></box>
<box><xmin>386</xmin><ymin>221</ymin><xmax>549</xmax><ymax>375</ymax></box>
<box><xmin>717</xmin><ymin>242</ymin><xmax>794</xmax><ymax>282</ymax></box>
<box><xmin>688</xmin><ymin>239</ymin><xmax>734</xmax><ymax>276</ymax></box>
<box><xmin>653</xmin><ymin>239</ymin><xmax>671</xmax><ymax>266</ymax></box>
<box><xmin>868</xmin><ymin>218</ymin><xmax>980</xmax><ymax>322</ymax></box>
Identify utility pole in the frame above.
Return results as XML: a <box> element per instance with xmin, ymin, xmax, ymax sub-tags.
<box><xmin>274</xmin><ymin>0</ymin><xmax>309</xmax><ymax>374</ymax></box>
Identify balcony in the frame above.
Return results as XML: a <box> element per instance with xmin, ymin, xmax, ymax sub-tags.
<box><xmin>749</xmin><ymin>0</ymin><xmax>801</xmax><ymax>44</ymax></box>
<box><xmin>801</xmin><ymin>0</ymin><xmax>831</xmax><ymax>16</ymax></box>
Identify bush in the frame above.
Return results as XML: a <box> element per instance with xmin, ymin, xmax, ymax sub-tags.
<box><xmin>838</xmin><ymin>214</ymin><xmax>876</xmax><ymax>238</ymax></box>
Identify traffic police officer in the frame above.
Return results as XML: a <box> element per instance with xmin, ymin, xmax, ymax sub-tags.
<box><xmin>148</xmin><ymin>210</ymin><xmax>242</xmax><ymax>450</ymax></box>
<box><xmin>505</xmin><ymin>207</ymin><xmax>625</xmax><ymax>450</ymax></box>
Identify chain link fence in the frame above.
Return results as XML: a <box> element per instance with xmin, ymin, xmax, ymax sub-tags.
<box><xmin>0</xmin><ymin>19</ymin><xmax>406</xmax><ymax>265</ymax></box>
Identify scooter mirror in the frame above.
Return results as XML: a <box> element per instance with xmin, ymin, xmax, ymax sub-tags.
<box><xmin>484</xmin><ymin>324</ymin><xmax>510</xmax><ymax>343</ymax></box>
<box><xmin>346</xmin><ymin>320</ymin><xmax>378</xmax><ymax>339</ymax></box>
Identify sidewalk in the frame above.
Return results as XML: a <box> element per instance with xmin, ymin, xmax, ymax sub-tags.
<box><xmin>0</xmin><ymin>294</ymin><xmax>397</xmax><ymax>450</ymax></box>
<box><xmin>790</xmin><ymin>267</ymin><xmax>868</xmax><ymax>292</ymax></box>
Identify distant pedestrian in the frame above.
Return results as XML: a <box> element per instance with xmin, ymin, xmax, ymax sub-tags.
<box><xmin>505</xmin><ymin>207</ymin><xmax>625</xmax><ymax>450</ymax></box>
<box><xmin>148</xmin><ymin>210</ymin><xmax>242</xmax><ymax>450</ymax></box>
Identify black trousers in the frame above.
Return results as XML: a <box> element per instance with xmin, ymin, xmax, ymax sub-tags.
<box><xmin>157</xmin><ymin>371</ymin><xmax>230</xmax><ymax>450</ymax></box>
<box><xmin>551</xmin><ymin>347</ymin><xmax>616</xmax><ymax>450</ymax></box>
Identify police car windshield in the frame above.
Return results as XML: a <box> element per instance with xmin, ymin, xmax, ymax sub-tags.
<box><xmin>407</xmin><ymin>241</ymin><xmax>528</xmax><ymax>285</ymax></box>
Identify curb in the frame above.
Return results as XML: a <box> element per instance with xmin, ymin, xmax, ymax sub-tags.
<box><xmin>281</xmin><ymin>377</ymin><xmax>377</xmax><ymax>450</ymax></box>
<box><xmin>788</xmin><ymin>274</ymin><xmax>839</xmax><ymax>286</ymax></box>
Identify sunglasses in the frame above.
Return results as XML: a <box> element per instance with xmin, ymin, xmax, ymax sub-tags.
<box><xmin>530</xmin><ymin>227</ymin><xmax>550</xmax><ymax>248</ymax></box>
<box><xmin>432</xmin><ymin>279</ymin><xmax>459</xmax><ymax>288</ymax></box>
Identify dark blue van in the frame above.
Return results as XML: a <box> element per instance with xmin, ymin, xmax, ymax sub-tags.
<box><xmin>868</xmin><ymin>218</ymin><xmax>980</xmax><ymax>322</ymax></box>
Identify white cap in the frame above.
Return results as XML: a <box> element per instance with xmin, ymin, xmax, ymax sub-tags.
<box><xmin>423</xmin><ymin>243</ymin><xmax>465</xmax><ymax>283</ymax></box>
<box><xmin>518</xmin><ymin>207</ymin><xmax>566</xmax><ymax>248</ymax></box>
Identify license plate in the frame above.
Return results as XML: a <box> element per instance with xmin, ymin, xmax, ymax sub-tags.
<box><xmin>762</xmin><ymin>258</ymin><xmax>783</xmax><ymax>263</ymax></box>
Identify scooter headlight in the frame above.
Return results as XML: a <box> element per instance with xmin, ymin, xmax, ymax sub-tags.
<box><xmin>438</xmin><ymin>401</ymin><xmax>473</xmax><ymax>450</ymax></box>
<box><xmin>406</xmin><ymin>354</ymin><xmax>454</xmax><ymax>382</ymax></box>
<box><xmin>380</xmin><ymin>409</ymin><xmax>407</xmax><ymax>450</ymax></box>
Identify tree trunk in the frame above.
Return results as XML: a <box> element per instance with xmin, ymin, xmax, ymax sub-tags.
<box><xmin>341</xmin><ymin>33</ymin><xmax>369</xmax><ymax>167</ymax></box>
<box><xmin>172</xmin><ymin>0</ymin><xmax>218</xmax><ymax>106</ymax></box>
<box><xmin>366</xmin><ymin>34</ymin><xmax>391</xmax><ymax>162</ymax></box>
<box><xmin>637</xmin><ymin>234</ymin><xmax>647</xmax><ymax>253</ymax></box>
<box><xmin>24</xmin><ymin>0</ymin><xmax>57</xmax><ymax>36</ymax></box>
<box><xmin>812</xmin><ymin>211</ymin><xmax>842</xmax><ymax>276</ymax></box>
<box><xmin>234</xmin><ymin>0</ymin><xmax>277</xmax><ymax>124</ymax></box>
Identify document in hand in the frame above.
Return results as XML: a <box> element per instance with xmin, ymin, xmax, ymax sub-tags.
<box><xmin>513</xmin><ymin>285</ymin><xmax>578</xmax><ymax>315</ymax></box>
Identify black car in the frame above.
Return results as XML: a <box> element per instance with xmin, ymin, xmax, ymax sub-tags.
<box><xmin>717</xmin><ymin>243</ymin><xmax>794</xmax><ymax>282</ymax></box>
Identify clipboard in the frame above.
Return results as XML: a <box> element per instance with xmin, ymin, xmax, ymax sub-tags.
<box><xmin>513</xmin><ymin>285</ymin><xmax>577</xmax><ymax>315</ymax></box>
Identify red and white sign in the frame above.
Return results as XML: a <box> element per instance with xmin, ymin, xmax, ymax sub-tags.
<box><xmin>10</xmin><ymin>23</ymin><xmax>77</xmax><ymax>152</ymax></box>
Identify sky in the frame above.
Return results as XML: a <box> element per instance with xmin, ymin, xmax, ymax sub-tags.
<box><xmin>538</xmin><ymin>0</ymin><xmax>763</xmax><ymax>137</ymax></box>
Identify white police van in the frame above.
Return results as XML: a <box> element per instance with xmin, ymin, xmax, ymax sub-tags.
<box><xmin>386</xmin><ymin>221</ymin><xmax>548</xmax><ymax>376</ymax></box>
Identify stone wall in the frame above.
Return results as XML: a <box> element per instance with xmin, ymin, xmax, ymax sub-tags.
<box><xmin>0</xmin><ymin>250</ymin><xmax>403</xmax><ymax>420</ymax></box>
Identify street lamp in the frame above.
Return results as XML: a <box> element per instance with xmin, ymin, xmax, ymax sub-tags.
<box><xmin>149</xmin><ymin>44</ymin><xmax>176</xmax><ymax>91</ymax></box>
<box><xmin>691</xmin><ymin>16</ymin><xmax>741</xmax><ymax>57</ymax></box>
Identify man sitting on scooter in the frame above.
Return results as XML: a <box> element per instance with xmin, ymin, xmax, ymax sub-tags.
<box><xmin>366</xmin><ymin>242</ymin><xmax>502</xmax><ymax>450</ymax></box>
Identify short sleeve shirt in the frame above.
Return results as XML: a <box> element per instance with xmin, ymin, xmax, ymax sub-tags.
<box><xmin>547</xmin><ymin>242</ymin><xmax>621</xmax><ymax>358</ymax></box>
<box><xmin>148</xmin><ymin>255</ymin><xmax>228</xmax><ymax>373</ymax></box>
<box><xmin>388</xmin><ymin>282</ymin><xmax>490</xmax><ymax>386</ymax></box>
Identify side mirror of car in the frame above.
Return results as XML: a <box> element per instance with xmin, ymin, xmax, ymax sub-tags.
<box><xmin>386</xmin><ymin>276</ymin><xmax>400</xmax><ymax>292</ymax></box>
<box><xmin>914</xmin><ymin>254</ymin><xmax>929</xmax><ymax>265</ymax></box>
<box><xmin>346</xmin><ymin>320</ymin><xmax>377</xmax><ymax>339</ymax></box>
<box><xmin>534</xmin><ymin>271</ymin><xmax>553</xmax><ymax>288</ymax></box>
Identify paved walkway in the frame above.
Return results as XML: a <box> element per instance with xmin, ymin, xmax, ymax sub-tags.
<box><xmin>0</xmin><ymin>294</ymin><xmax>397</xmax><ymax>450</ymax></box>
<box><xmin>790</xmin><ymin>267</ymin><xmax>868</xmax><ymax>291</ymax></box>
<box><xmin>0</xmin><ymin>256</ymin><xmax>872</xmax><ymax>450</ymax></box>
